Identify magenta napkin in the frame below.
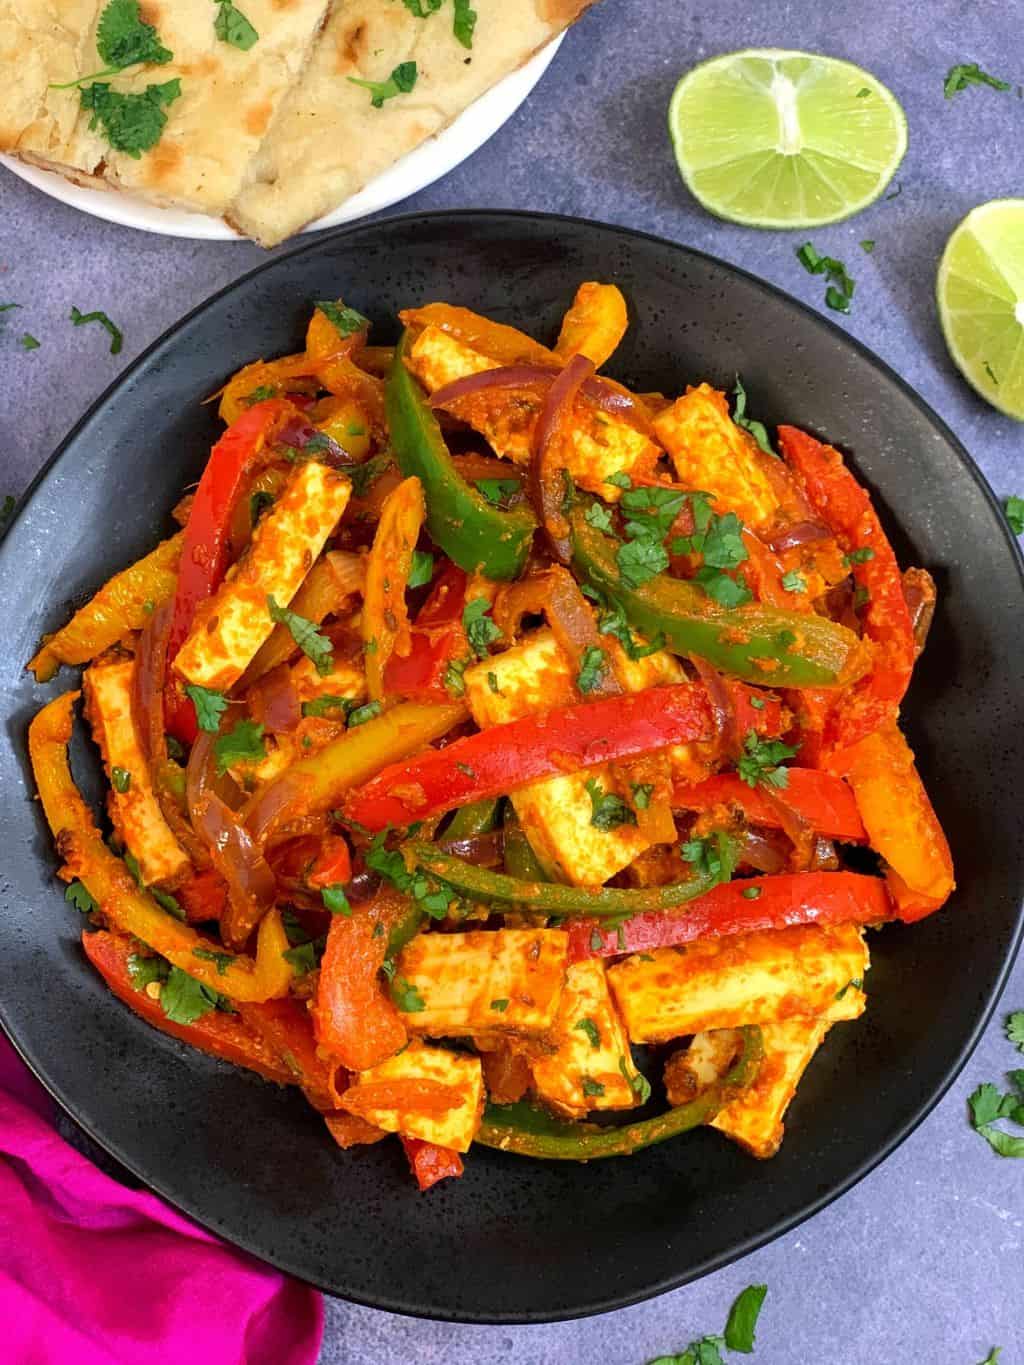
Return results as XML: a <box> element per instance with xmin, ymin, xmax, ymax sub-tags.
<box><xmin>0</xmin><ymin>1032</ymin><xmax>323</xmax><ymax>1365</ymax></box>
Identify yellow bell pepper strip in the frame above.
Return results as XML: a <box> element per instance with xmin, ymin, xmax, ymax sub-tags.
<box><xmin>363</xmin><ymin>476</ymin><xmax>425</xmax><ymax>700</ymax></box>
<box><xmin>305</xmin><ymin>305</ymin><xmax>386</xmax><ymax>433</ymax></box>
<box><xmin>404</xmin><ymin>833</ymin><xmax>734</xmax><ymax>917</ymax></box>
<box><xmin>386</xmin><ymin>334</ymin><xmax>536</xmax><ymax>580</ymax></box>
<box><xmin>28</xmin><ymin>693</ymin><xmax>291</xmax><ymax>1002</ymax></box>
<box><xmin>28</xmin><ymin>532</ymin><xmax>183</xmax><ymax>682</ymax></box>
<box><xmin>398</xmin><ymin>303</ymin><xmax>557</xmax><ymax>367</ymax></box>
<box><xmin>243</xmin><ymin>552</ymin><xmax>363</xmax><ymax>685</ymax></box>
<box><xmin>554</xmin><ymin>282</ymin><xmax>629</xmax><ymax>369</ymax></box>
<box><xmin>243</xmin><ymin>699</ymin><xmax>467</xmax><ymax>842</ymax></box>
<box><xmin>476</xmin><ymin>1026</ymin><xmax>763</xmax><ymax>1159</ymax></box>
<box><xmin>831</xmin><ymin>724</ymin><xmax>954</xmax><ymax>920</ymax></box>
<box><xmin>217</xmin><ymin>352</ymin><xmax>322</xmax><ymax>427</ymax></box>
<box><xmin>570</xmin><ymin>503</ymin><xmax>869</xmax><ymax>689</ymax></box>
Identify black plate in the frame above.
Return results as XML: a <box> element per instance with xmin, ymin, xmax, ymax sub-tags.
<box><xmin>2</xmin><ymin>212</ymin><xmax>1022</xmax><ymax>1323</ymax></box>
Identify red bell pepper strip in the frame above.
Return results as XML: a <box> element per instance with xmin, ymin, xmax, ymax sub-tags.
<box><xmin>777</xmin><ymin>426</ymin><xmax>915</xmax><ymax>754</ymax></box>
<box><xmin>344</xmin><ymin>681</ymin><xmax>786</xmax><ymax>832</ymax></box>
<box><xmin>312</xmin><ymin>896</ymin><xmax>407</xmax><ymax>1071</ymax></box>
<box><xmin>401</xmin><ymin>1138</ymin><xmax>465</xmax><ymax>1191</ymax></box>
<box><xmin>82</xmin><ymin>929</ymin><xmax>294</xmax><ymax>1085</ymax></box>
<box><xmin>674</xmin><ymin>769</ymin><xmax>866</xmax><ymax>842</ymax></box>
<box><xmin>567</xmin><ymin>870</ymin><xmax>892</xmax><ymax>961</ymax></box>
<box><xmin>164</xmin><ymin>398</ymin><xmax>294</xmax><ymax>742</ymax></box>
<box><xmin>382</xmin><ymin>563</ymin><xmax>468</xmax><ymax>701</ymax></box>
<box><xmin>239</xmin><ymin>997</ymin><xmax>343</xmax><ymax>1112</ymax></box>
<box><xmin>306</xmin><ymin>835</ymin><xmax>353</xmax><ymax>889</ymax></box>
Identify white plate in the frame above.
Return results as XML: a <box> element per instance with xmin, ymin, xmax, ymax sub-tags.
<box><xmin>1</xmin><ymin>35</ymin><xmax>563</xmax><ymax>242</ymax></box>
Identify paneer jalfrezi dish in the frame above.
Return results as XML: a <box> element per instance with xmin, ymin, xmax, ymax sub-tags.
<box><xmin>27</xmin><ymin>284</ymin><xmax>954</xmax><ymax>1189</ymax></box>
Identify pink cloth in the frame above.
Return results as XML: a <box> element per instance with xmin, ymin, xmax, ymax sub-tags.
<box><xmin>0</xmin><ymin>1032</ymin><xmax>323</xmax><ymax>1365</ymax></box>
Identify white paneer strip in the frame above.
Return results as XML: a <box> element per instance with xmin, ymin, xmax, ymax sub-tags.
<box><xmin>174</xmin><ymin>462</ymin><xmax>351</xmax><ymax>691</ymax></box>
<box><xmin>530</xmin><ymin>960</ymin><xmax>642</xmax><ymax>1117</ymax></box>
<box><xmin>710</xmin><ymin>1017</ymin><xmax>833</xmax><ymax>1159</ymax></box>
<box><xmin>396</xmin><ymin>929</ymin><xmax>568</xmax><ymax>1039</ymax></box>
<box><xmin>608</xmin><ymin>923</ymin><xmax>868</xmax><ymax>1043</ymax></box>
<box><xmin>343</xmin><ymin>1040</ymin><xmax>484</xmax><ymax>1152</ymax></box>
<box><xmin>406</xmin><ymin>326</ymin><xmax>658</xmax><ymax>497</ymax></box>
<box><xmin>83</xmin><ymin>661</ymin><xmax>189</xmax><ymax>886</ymax></box>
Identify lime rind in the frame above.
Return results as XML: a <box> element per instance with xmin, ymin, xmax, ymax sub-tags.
<box><xmin>937</xmin><ymin>198</ymin><xmax>1024</xmax><ymax>421</ymax></box>
<box><xmin>669</xmin><ymin>48</ymin><xmax>908</xmax><ymax>229</ymax></box>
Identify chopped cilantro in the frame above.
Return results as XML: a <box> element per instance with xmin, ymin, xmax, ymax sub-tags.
<box><xmin>796</xmin><ymin>242</ymin><xmax>856</xmax><ymax>314</ymax></box>
<box><xmin>741</xmin><ymin>885</ymin><xmax>762</xmax><ymax>900</ymax></box>
<box><xmin>581</xmin><ymin>1077</ymin><xmax>605</xmax><ymax>1098</ymax></box>
<box><xmin>391</xmin><ymin>976</ymin><xmax>425</xmax><ymax>1012</ymax></box>
<box><xmin>620</xmin><ymin>484</ymin><xmax>687</xmax><ymax>542</ymax></box>
<box><xmin>489</xmin><ymin>998</ymin><xmax>509</xmax><ymax>1012</ymax></box>
<box><xmin>267</xmin><ymin>593</ymin><xmax>334</xmax><ymax>675</ymax></box>
<box><xmin>453</xmin><ymin>0</ymin><xmax>476</xmax><ymax>47</ymax></box>
<box><xmin>750</xmin><ymin>695</ymin><xmax>766</xmax><ymax>710</ymax></box>
<box><xmin>19</xmin><ymin>334</ymin><xmax>40</xmax><ymax>351</ymax></box>
<box><xmin>160</xmin><ymin>967</ymin><xmax>231</xmax><ymax>1025</ymax></box>
<box><xmin>595</xmin><ymin>595</ymin><xmax>665</xmax><ymax>659</ymax></box>
<box><xmin>127</xmin><ymin>952</ymin><xmax>169</xmax><ymax>990</ymax></box>
<box><xmin>0</xmin><ymin>493</ymin><xmax>15</xmax><ymax>529</ymax></box>
<box><xmin>860</xmin><ymin>239</ymin><xmax>876</xmax><ymax>253</ymax></box>
<box><xmin>111</xmin><ymin>765</ymin><xmax>132</xmax><ymax>793</ymax></box>
<box><xmin>619</xmin><ymin>1055</ymin><xmax>651</xmax><ymax>1103</ymax></box>
<box><xmin>322</xmin><ymin>884</ymin><xmax>352</xmax><ymax>916</ymax></box>
<box><xmin>52</xmin><ymin>0</ymin><xmax>172</xmax><ymax>87</ymax></box>
<box><xmin>944</xmin><ymin>63</ymin><xmax>1010</xmax><ymax>98</ymax></box>
<box><xmin>723</xmin><ymin>1283</ymin><xmax>768</xmax><ymax>1353</ymax></box>
<box><xmin>585</xmin><ymin>778</ymin><xmax>637</xmax><ymax>831</ymax></box>
<box><xmin>214</xmin><ymin>0</ymin><xmax>259</xmax><ymax>50</ymax></box>
<box><xmin>584</xmin><ymin>499</ymin><xmax>615</xmax><ymax>535</ymax></box>
<box><xmin>577</xmin><ymin>645</ymin><xmax>607</xmax><ymax>694</ymax></box>
<box><xmin>605</xmin><ymin>470</ymin><xmax>632</xmax><ymax>490</ymax></box>
<box><xmin>347</xmin><ymin>700</ymin><xmax>382</xmax><ymax>728</ymax></box>
<box><xmin>70</xmin><ymin>305</ymin><xmax>123</xmax><ymax>354</ymax></box>
<box><xmin>475</xmin><ymin>477</ymin><xmax>520</xmax><ymax>506</ymax></box>
<box><xmin>631</xmin><ymin>782</ymin><xmax>653</xmax><ymax>810</ymax></box>
<box><xmin>463</xmin><ymin>597</ymin><xmax>501</xmax><ymax>659</ymax></box>
<box><xmin>856</xmin><ymin>86</ymin><xmax>871</xmax><ymax>97</ymax></box>
<box><xmin>347</xmin><ymin>60</ymin><xmax>418</xmax><ymax>108</ymax></box>
<box><xmin>250</xmin><ymin>489</ymin><xmax>275</xmax><ymax>525</ymax></box>
<box><xmin>65</xmin><ymin>880</ymin><xmax>98</xmax><ymax>914</ymax></box>
<box><xmin>316</xmin><ymin>300</ymin><xmax>368</xmax><ymax>337</ymax></box>
<box><xmin>301</xmin><ymin>693</ymin><xmax>351</xmax><ymax>719</ymax></box>
<box><xmin>1007</xmin><ymin>1012</ymin><xmax>1024</xmax><ymax>1050</ymax></box>
<box><xmin>737</xmin><ymin>731</ymin><xmax>797</xmax><ymax>790</ymax></box>
<box><xmin>486</xmin><ymin>670</ymin><xmax>502</xmax><ymax>695</ymax></box>
<box><xmin>443</xmin><ymin>655</ymin><xmax>470</xmax><ymax>697</ymax></box>
<box><xmin>282</xmin><ymin>938</ymin><xmax>326</xmax><ymax>975</ymax></box>
<box><xmin>244</xmin><ymin>384</ymin><xmax>276</xmax><ymax>407</ymax></box>
<box><xmin>192</xmin><ymin>947</ymin><xmax>234</xmax><ymax>975</ymax></box>
<box><xmin>79</xmin><ymin>78</ymin><xmax>182</xmax><ymax>158</ymax></box>
<box><xmin>617</xmin><ymin>536</ymin><xmax>669</xmax><ymax>588</ymax></box>
<box><xmin>213</xmin><ymin>719</ymin><xmax>266</xmax><ymax>775</ymax></box>
<box><xmin>732</xmin><ymin>377</ymin><xmax>776</xmax><ymax>456</ymax></box>
<box><xmin>781</xmin><ymin>569</ymin><xmax>806</xmax><ymax>593</ymax></box>
<box><xmin>575</xmin><ymin>1017</ymin><xmax>601</xmax><ymax>1048</ymax></box>
<box><xmin>695</xmin><ymin>566</ymin><xmax>751</xmax><ymax>607</ymax></box>
<box><xmin>845</xmin><ymin>546</ymin><xmax>875</xmax><ymax>565</ymax></box>
<box><xmin>350</xmin><ymin>454</ymin><xmax>391</xmax><ymax>498</ymax></box>
<box><xmin>681</xmin><ymin>831</ymin><xmax>736</xmax><ymax>885</ymax></box>
<box><xmin>1003</xmin><ymin>496</ymin><xmax>1024</xmax><ymax>537</ymax></box>
<box><xmin>407</xmin><ymin>549</ymin><xmax>435</xmax><ymax>589</ymax></box>
<box><xmin>400</xmin><ymin>0</ymin><xmax>443</xmax><ymax>13</ymax></box>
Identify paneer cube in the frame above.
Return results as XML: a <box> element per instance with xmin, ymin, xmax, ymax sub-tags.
<box><xmin>406</xmin><ymin>326</ymin><xmax>658</xmax><ymax>496</ymax></box>
<box><xmin>83</xmin><ymin>660</ymin><xmax>189</xmax><ymax>886</ymax></box>
<box><xmin>653</xmin><ymin>383</ymin><xmax>780</xmax><ymax>532</ymax></box>
<box><xmin>344</xmin><ymin>1040</ymin><xmax>484</xmax><ymax>1152</ymax></box>
<box><xmin>396</xmin><ymin>929</ymin><xmax>568</xmax><ymax>1040</ymax></box>
<box><xmin>608</xmin><ymin>923</ymin><xmax>868</xmax><ymax>1042</ymax></box>
<box><xmin>174</xmin><ymin>461</ymin><xmax>351</xmax><ymax>691</ymax></box>
<box><xmin>530</xmin><ymin>960</ymin><xmax>642</xmax><ymax>1117</ymax></box>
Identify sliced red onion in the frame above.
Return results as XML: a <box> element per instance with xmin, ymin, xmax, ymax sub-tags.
<box><xmin>439</xmin><ymin>830</ymin><xmax>505</xmax><ymax>867</ymax></box>
<box><xmin>582</xmin><ymin>376</ymin><xmax>655</xmax><ymax>437</ymax></box>
<box><xmin>689</xmin><ymin>655</ymin><xmax>738</xmax><ymax>756</ymax></box>
<box><xmin>736</xmin><ymin>829</ymin><xmax>788</xmax><ymax>875</ymax></box>
<box><xmin>273</xmin><ymin>417</ymin><xmax>354</xmax><ymax>469</ymax></box>
<box><xmin>529</xmin><ymin>353</ymin><xmax>595</xmax><ymax>565</ymax></box>
<box><xmin>764</xmin><ymin>520</ymin><xmax>831</xmax><ymax>553</ymax></box>
<box><xmin>761</xmin><ymin>787</ymin><xmax>815</xmax><ymax>872</ymax></box>
<box><xmin>132</xmin><ymin>599</ymin><xmax>172</xmax><ymax>762</ymax></box>
<box><xmin>428</xmin><ymin>364</ymin><xmax>558</xmax><ymax>410</ymax></box>
<box><xmin>248</xmin><ymin>663</ymin><xmax>301</xmax><ymax>733</ymax></box>
<box><xmin>193</xmin><ymin>792</ymin><xmax>277</xmax><ymax>950</ymax></box>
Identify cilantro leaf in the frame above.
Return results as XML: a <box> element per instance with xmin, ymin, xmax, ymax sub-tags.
<box><xmin>584</xmin><ymin>500</ymin><xmax>615</xmax><ymax>534</ymax></box>
<box><xmin>250</xmin><ymin>490</ymin><xmax>275</xmax><ymax>525</ymax></box>
<box><xmin>944</xmin><ymin>63</ymin><xmax>1010</xmax><ymax>98</ymax></box>
<box><xmin>316</xmin><ymin>300</ymin><xmax>368</xmax><ymax>337</ymax></box>
<box><xmin>1006</xmin><ymin>1012</ymin><xmax>1024</xmax><ymax>1050</ymax></box>
<box><xmin>648</xmin><ymin>1338</ymin><xmax>726</xmax><ymax>1365</ymax></box>
<box><xmin>96</xmin><ymin>0</ymin><xmax>172</xmax><ymax>68</ymax></box>
<box><xmin>1004</xmin><ymin>496</ymin><xmax>1024</xmax><ymax>537</ymax></box>
<box><xmin>489</xmin><ymin>997</ymin><xmax>509</xmax><ymax>1012</ymax></box>
<box><xmin>781</xmin><ymin>569</ymin><xmax>806</xmax><ymax>593</ymax></box>
<box><xmin>391</xmin><ymin>975</ymin><xmax>425</xmax><ymax>1012</ymax></box>
<box><xmin>184</xmin><ymin>684</ymin><xmax>228</xmax><ymax>733</ymax></box>
<box><xmin>213</xmin><ymin>719</ymin><xmax>266</xmax><ymax>775</ymax></box>
<box><xmin>975</xmin><ymin>1125</ymin><xmax>1024</xmax><ymax>1158</ymax></box>
<box><xmin>192</xmin><ymin>947</ymin><xmax>234</xmax><ymax>974</ymax></box>
<box><xmin>695</xmin><ymin>566</ymin><xmax>752</xmax><ymax>607</ymax></box>
<box><xmin>631</xmin><ymin>781</ymin><xmax>653</xmax><ymax>810</ymax></box>
<box><xmin>575</xmin><ymin>1017</ymin><xmax>601</xmax><ymax>1048</ymax></box>
<box><xmin>463</xmin><ymin>597</ymin><xmax>501</xmax><ymax>659</ymax></box>
<box><xmin>20</xmin><ymin>334</ymin><xmax>40</xmax><ymax>351</ymax></box>
<box><xmin>723</xmin><ymin>1283</ymin><xmax>767</xmax><ymax>1353</ymax></box>
<box><xmin>111</xmin><ymin>765</ymin><xmax>132</xmax><ymax>793</ymax></box>
<box><xmin>453</xmin><ymin>0</ymin><xmax>476</xmax><ymax>47</ymax></box>
<box><xmin>322</xmin><ymin>884</ymin><xmax>352</xmax><ymax>916</ymax></box>
<box><xmin>701</xmin><ymin>511</ymin><xmax>748</xmax><ymax>569</ymax></box>
<box><xmin>796</xmin><ymin>242</ymin><xmax>856</xmax><ymax>314</ymax></box>
<box><xmin>159</xmin><ymin>967</ymin><xmax>227</xmax><ymax>1024</ymax></box>
<box><xmin>617</xmin><ymin>536</ymin><xmax>668</xmax><ymax>588</ymax></box>
<box><xmin>347</xmin><ymin>700</ymin><xmax>382</xmax><ymax>728</ymax></box>
<box><xmin>737</xmin><ymin>731</ymin><xmax>797</xmax><ymax>790</ymax></box>
<box><xmin>214</xmin><ymin>0</ymin><xmax>259</xmax><ymax>50</ymax></box>
<box><xmin>605</xmin><ymin>470</ymin><xmax>632</xmax><ymax>490</ymax></box>
<box><xmin>407</xmin><ymin>549</ymin><xmax>435</xmax><ymax>589</ymax></box>
<box><xmin>79</xmin><ymin>78</ymin><xmax>181</xmax><ymax>159</ymax></box>
<box><xmin>585</xmin><ymin>777</ymin><xmax>637</xmax><ymax>831</ymax></box>
<box><xmin>620</xmin><ymin>485</ymin><xmax>687</xmax><ymax>542</ymax></box>
<box><xmin>347</xmin><ymin>61</ymin><xmax>417</xmax><ymax>108</ymax></box>
<box><xmin>681</xmin><ymin>831</ymin><xmax>736</xmax><ymax>884</ymax></box>
<box><xmin>267</xmin><ymin>593</ymin><xmax>334</xmax><ymax>675</ymax></box>
<box><xmin>127</xmin><ymin>952</ymin><xmax>169</xmax><ymax>990</ymax></box>
<box><xmin>732</xmin><ymin>377</ymin><xmax>776</xmax><ymax>456</ymax></box>
<box><xmin>969</xmin><ymin>1082</ymin><xmax>1006</xmax><ymax>1128</ymax></box>
<box><xmin>443</xmin><ymin>655</ymin><xmax>470</xmax><ymax>697</ymax></box>
<box><xmin>70</xmin><ymin>304</ymin><xmax>123</xmax><ymax>354</ymax></box>
<box><xmin>577</xmin><ymin>645</ymin><xmax>607</xmax><ymax>695</ymax></box>
<box><xmin>595</xmin><ymin>596</ymin><xmax>665</xmax><ymax>659</ymax></box>
<box><xmin>301</xmin><ymin>694</ymin><xmax>352</xmax><ymax>719</ymax></box>
<box><xmin>350</xmin><ymin>454</ymin><xmax>391</xmax><ymax>498</ymax></box>
<box><xmin>860</xmin><ymin>239</ymin><xmax>876</xmax><ymax>253</ymax></box>
<box><xmin>581</xmin><ymin>1077</ymin><xmax>605</xmax><ymax>1098</ymax></box>
<box><xmin>400</xmin><ymin>0</ymin><xmax>443</xmax><ymax>13</ymax></box>
<box><xmin>65</xmin><ymin>880</ymin><xmax>98</xmax><ymax>914</ymax></box>
<box><xmin>475</xmin><ymin>476</ymin><xmax>521</xmax><ymax>507</ymax></box>
<box><xmin>976</xmin><ymin>1351</ymin><xmax>1002</xmax><ymax>1365</ymax></box>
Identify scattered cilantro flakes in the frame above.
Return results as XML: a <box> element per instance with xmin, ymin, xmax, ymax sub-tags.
<box><xmin>192</xmin><ymin>947</ymin><xmax>234</xmax><ymax>975</ymax></box>
<box><xmin>681</xmin><ymin>831</ymin><xmax>736</xmax><ymax>884</ymax></box>
<box><xmin>1003</xmin><ymin>496</ymin><xmax>1024</xmax><ymax>537</ymax></box>
<box><xmin>302</xmin><ymin>694</ymin><xmax>348</xmax><ymax>719</ymax></box>
<box><xmin>322</xmin><ymin>884</ymin><xmax>352</xmax><ymax>916</ymax></box>
<box><xmin>350</xmin><ymin>454</ymin><xmax>391</xmax><ymax>498</ymax></box>
<box><xmin>723</xmin><ymin>1283</ymin><xmax>767</xmax><ymax>1353</ymax></box>
<box><xmin>111</xmin><ymin>765</ymin><xmax>132</xmax><ymax>793</ymax></box>
<box><xmin>463</xmin><ymin>597</ymin><xmax>501</xmax><ymax>659</ymax></box>
<box><xmin>581</xmin><ymin>1077</ymin><xmax>605</xmax><ymax>1098</ymax></box>
<box><xmin>80</xmin><ymin>78</ymin><xmax>182</xmax><ymax>158</ymax></box>
<box><xmin>184</xmin><ymin>684</ymin><xmax>228</xmax><ymax>733</ymax></box>
<box><xmin>780</xmin><ymin>569</ymin><xmax>806</xmax><ymax>593</ymax></box>
<box><xmin>966</xmin><ymin>1012</ymin><xmax>1024</xmax><ymax>1158</ymax></box>
<box><xmin>214</xmin><ymin>0</ymin><xmax>259</xmax><ymax>50</ymax></box>
<box><xmin>944</xmin><ymin>62</ymin><xmax>1010</xmax><ymax>98</ymax></box>
<box><xmin>796</xmin><ymin>241</ymin><xmax>856</xmax><ymax>314</ymax></box>
<box><xmin>213</xmin><ymin>719</ymin><xmax>266</xmax><ymax>775</ymax></box>
<box><xmin>595</xmin><ymin>595</ymin><xmax>665</xmax><ymax>659</ymax></box>
<box><xmin>648</xmin><ymin>1337</ymin><xmax>725</xmax><ymax>1365</ymax></box>
<box><xmin>475</xmin><ymin>476</ymin><xmax>520</xmax><ymax>506</ymax></box>
<box><xmin>65</xmin><ymin>880</ymin><xmax>98</xmax><ymax>914</ymax></box>
<box><xmin>732</xmin><ymin>377</ymin><xmax>776</xmax><ymax>456</ymax></box>
<box><xmin>443</xmin><ymin>655</ymin><xmax>470</xmax><ymax>697</ymax></box>
<box><xmin>316</xmin><ymin>300</ymin><xmax>368</xmax><ymax>337</ymax></box>
<box><xmin>97</xmin><ymin>0</ymin><xmax>172</xmax><ymax>68</ymax></box>
<box><xmin>976</xmin><ymin>1351</ymin><xmax>1002</xmax><ymax>1365</ymax></box>
<box><xmin>486</xmin><ymin>671</ymin><xmax>502</xmax><ymax>695</ymax></box>
<box><xmin>737</xmin><ymin>731</ymin><xmax>797</xmax><ymax>790</ymax></box>
<box><xmin>585</xmin><ymin>777</ymin><xmax>637</xmax><ymax>831</ymax></box>
<box><xmin>1007</xmin><ymin>1012</ymin><xmax>1024</xmax><ymax>1049</ymax></box>
<box><xmin>584</xmin><ymin>499</ymin><xmax>615</xmax><ymax>535</ymax></box>
<box><xmin>856</xmin><ymin>86</ymin><xmax>871</xmax><ymax>97</ymax></box>
<box><xmin>576</xmin><ymin>645</ymin><xmax>606</xmax><ymax>694</ymax></box>
<box><xmin>347</xmin><ymin>60</ymin><xmax>418</xmax><ymax>108</ymax></box>
<box><xmin>244</xmin><ymin>384</ymin><xmax>276</xmax><ymax>407</ymax></box>
<box><xmin>407</xmin><ymin>549</ymin><xmax>435</xmax><ymax>589</ymax></box>
<box><xmin>20</xmin><ymin>334</ymin><xmax>40</xmax><ymax>351</ymax></box>
<box><xmin>620</xmin><ymin>484</ymin><xmax>687</xmax><ymax>541</ymax></box>
<box><xmin>250</xmin><ymin>489</ymin><xmax>275</xmax><ymax>525</ymax></box>
<box><xmin>617</xmin><ymin>536</ymin><xmax>669</xmax><ymax>588</ymax></box>
<box><xmin>605</xmin><ymin>470</ymin><xmax>632</xmax><ymax>490</ymax></box>
<box><xmin>695</xmin><ymin>566</ymin><xmax>751</xmax><ymax>607</ymax></box>
<box><xmin>575</xmin><ymin>1017</ymin><xmax>601</xmax><ymax>1048</ymax></box>
<box><xmin>267</xmin><ymin>593</ymin><xmax>334</xmax><ymax>675</ymax></box>
<box><xmin>347</xmin><ymin>700</ymin><xmax>382</xmax><ymax>728</ymax></box>
<box><xmin>860</xmin><ymin>239</ymin><xmax>876</xmax><ymax>253</ymax></box>
<box><xmin>489</xmin><ymin>998</ymin><xmax>509</xmax><ymax>1012</ymax></box>
<box><xmin>70</xmin><ymin>304</ymin><xmax>123</xmax><ymax>354</ymax></box>
<box><xmin>452</xmin><ymin>0</ymin><xmax>476</xmax><ymax>47</ymax></box>
<box><xmin>400</xmin><ymin>0</ymin><xmax>442</xmax><ymax>13</ymax></box>
<box><xmin>845</xmin><ymin>546</ymin><xmax>876</xmax><ymax>565</ymax></box>
<box><xmin>631</xmin><ymin>781</ymin><xmax>653</xmax><ymax>810</ymax></box>
<box><xmin>391</xmin><ymin>975</ymin><xmax>425</xmax><ymax>1012</ymax></box>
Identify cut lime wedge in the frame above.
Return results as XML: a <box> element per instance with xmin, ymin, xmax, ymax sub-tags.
<box><xmin>937</xmin><ymin>199</ymin><xmax>1024</xmax><ymax>421</ymax></box>
<box><xmin>669</xmin><ymin>49</ymin><xmax>908</xmax><ymax>229</ymax></box>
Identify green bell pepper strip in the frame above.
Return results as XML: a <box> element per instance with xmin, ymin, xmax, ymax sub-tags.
<box><xmin>476</xmin><ymin>1026</ymin><xmax>764</xmax><ymax>1159</ymax></box>
<box><xmin>501</xmin><ymin>808</ymin><xmax>548</xmax><ymax>882</ymax></box>
<box><xmin>386</xmin><ymin>334</ymin><xmax>536</xmax><ymax>580</ymax></box>
<box><xmin>443</xmin><ymin>797</ymin><xmax>503</xmax><ymax>840</ymax></box>
<box><xmin>570</xmin><ymin>504</ymin><xmax>867</xmax><ymax>688</ymax></box>
<box><xmin>405</xmin><ymin>833</ymin><xmax>732</xmax><ymax>917</ymax></box>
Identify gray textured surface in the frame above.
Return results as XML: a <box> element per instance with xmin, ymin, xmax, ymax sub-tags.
<box><xmin>1</xmin><ymin>0</ymin><xmax>1022</xmax><ymax>1360</ymax></box>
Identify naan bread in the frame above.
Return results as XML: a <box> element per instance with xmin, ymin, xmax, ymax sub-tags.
<box><xmin>229</xmin><ymin>0</ymin><xmax>595</xmax><ymax>246</ymax></box>
<box><xmin>1</xmin><ymin>0</ymin><xmax>331</xmax><ymax>216</ymax></box>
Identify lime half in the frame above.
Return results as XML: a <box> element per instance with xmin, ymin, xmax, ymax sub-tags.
<box><xmin>937</xmin><ymin>199</ymin><xmax>1024</xmax><ymax>421</ymax></box>
<box><xmin>669</xmin><ymin>49</ymin><xmax>908</xmax><ymax>229</ymax></box>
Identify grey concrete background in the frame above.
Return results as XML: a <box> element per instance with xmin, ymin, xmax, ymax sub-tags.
<box><xmin>1</xmin><ymin>0</ymin><xmax>1022</xmax><ymax>1360</ymax></box>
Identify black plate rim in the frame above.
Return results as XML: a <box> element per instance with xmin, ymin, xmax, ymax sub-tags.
<box><xmin>3</xmin><ymin>208</ymin><xmax>1023</xmax><ymax>1323</ymax></box>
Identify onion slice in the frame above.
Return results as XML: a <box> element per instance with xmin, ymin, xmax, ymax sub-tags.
<box><xmin>427</xmin><ymin>364</ymin><xmax>559</xmax><ymax>410</ymax></box>
<box><xmin>764</xmin><ymin>519</ymin><xmax>831</xmax><ymax>553</ymax></box>
<box><xmin>529</xmin><ymin>353</ymin><xmax>595</xmax><ymax>564</ymax></box>
<box><xmin>689</xmin><ymin>655</ymin><xmax>738</xmax><ymax>757</ymax></box>
<box><xmin>193</xmin><ymin>792</ymin><xmax>278</xmax><ymax>950</ymax></box>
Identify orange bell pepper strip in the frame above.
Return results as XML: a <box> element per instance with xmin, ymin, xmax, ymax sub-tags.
<box><xmin>305</xmin><ymin>306</ymin><xmax>386</xmax><ymax>431</ymax></box>
<box><xmin>554</xmin><ymin>282</ymin><xmax>629</xmax><ymax>369</ymax></box>
<box><xmin>778</xmin><ymin>426</ymin><xmax>916</xmax><ymax>753</ymax></box>
<box><xmin>29</xmin><ymin>692</ymin><xmax>292</xmax><ymax>1003</ymax></box>
<box><xmin>176</xmin><ymin>868</ymin><xmax>228</xmax><ymax>923</ymax></box>
<box><xmin>382</xmin><ymin>563</ymin><xmax>469</xmax><ymax>702</ymax></box>
<box><xmin>674</xmin><ymin>769</ymin><xmax>867</xmax><ymax>842</ymax></box>
<box><xmin>398</xmin><ymin>302</ymin><xmax>556</xmax><ymax>366</ymax></box>
<box><xmin>830</xmin><ymin>725</ymin><xmax>954</xmax><ymax>920</ymax></box>
<box><xmin>244</xmin><ymin>553</ymin><xmax>363</xmax><ymax>685</ymax></box>
<box><xmin>313</xmin><ymin>893</ymin><xmax>407</xmax><ymax>1072</ymax></box>
<box><xmin>401</xmin><ymin>1138</ymin><xmax>465</xmax><ymax>1191</ymax></box>
<box><xmin>83</xmin><ymin>929</ymin><xmax>294</xmax><ymax>1086</ymax></box>
<box><xmin>341</xmin><ymin>1079</ymin><xmax>466</xmax><ymax>1119</ymax></box>
<box><xmin>28</xmin><ymin>532</ymin><xmax>183</xmax><ymax>682</ymax></box>
<box><xmin>362</xmin><ymin>476</ymin><xmax>426</xmax><ymax>700</ymax></box>
<box><xmin>240</xmin><ymin>997</ymin><xmax>344</xmax><ymax>1111</ymax></box>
